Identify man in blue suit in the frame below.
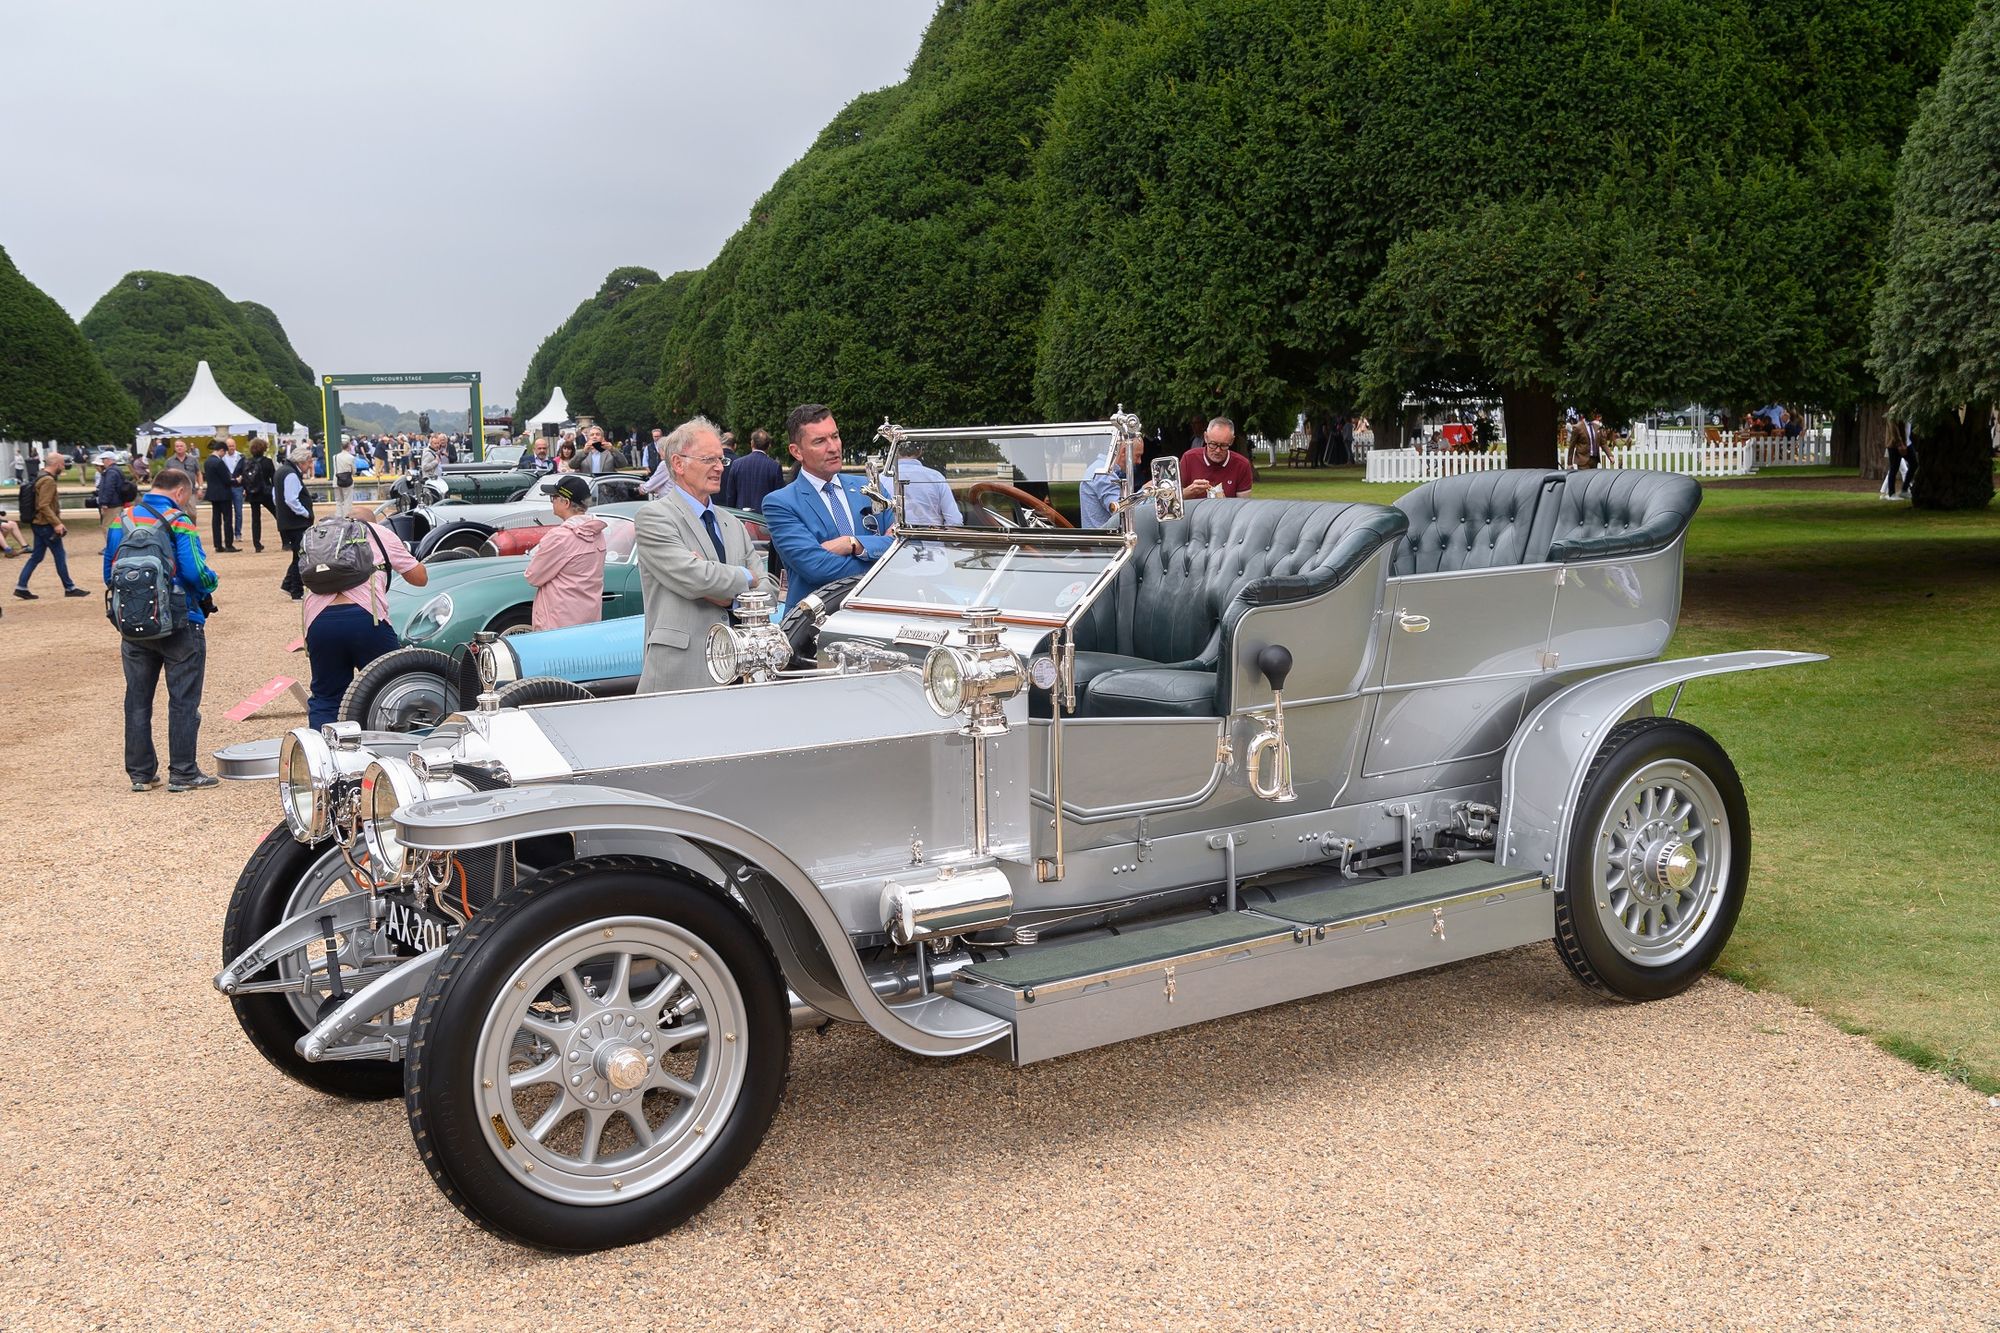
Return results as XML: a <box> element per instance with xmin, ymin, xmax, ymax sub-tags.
<box><xmin>763</xmin><ymin>404</ymin><xmax>895</xmax><ymax>605</ymax></box>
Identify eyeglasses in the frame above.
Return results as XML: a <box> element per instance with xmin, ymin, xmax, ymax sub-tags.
<box><xmin>682</xmin><ymin>454</ymin><xmax>727</xmax><ymax>468</ymax></box>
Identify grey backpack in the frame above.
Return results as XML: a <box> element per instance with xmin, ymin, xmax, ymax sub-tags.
<box><xmin>105</xmin><ymin>502</ymin><xmax>187</xmax><ymax>639</ymax></box>
<box><xmin>298</xmin><ymin>517</ymin><xmax>391</xmax><ymax>595</ymax></box>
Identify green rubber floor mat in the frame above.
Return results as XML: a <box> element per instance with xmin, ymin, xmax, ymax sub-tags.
<box><xmin>1245</xmin><ymin>859</ymin><xmax>1538</xmax><ymax>928</ymax></box>
<box><xmin>963</xmin><ymin>912</ymin><xmax>1285</xmax><ymax>991</ymax></box>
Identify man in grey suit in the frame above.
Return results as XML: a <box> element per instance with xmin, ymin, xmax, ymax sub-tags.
<box><xmin>633</xmin><ymin>416</ymin><xmax>774</xmax><ymax>693</ymax></box>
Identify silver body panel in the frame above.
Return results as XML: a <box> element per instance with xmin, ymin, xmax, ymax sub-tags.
<box><xmin>329</xmin><ymin>470</ymin><xmax>1815</xmax><ymax>1065</ymax></box>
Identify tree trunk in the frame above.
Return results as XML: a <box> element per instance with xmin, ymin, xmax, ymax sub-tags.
<box><xmin>1911</xmin><ymin>405</ymin><xmax>1996</xmax><ymax>510</ymax></box>
<box><xmin>1851</xmin><ymin>399</ymin><xmax>1894</xmax><ymax>480</ymax></box>
<box><xmin>1500</xmin><ymin>383</ymin><xmax>1559</xmax><ymax>469</ymax></box>
<box><xmin>1831</xmin><ymin>408</ymin><xmax>1858</xmax><ymax>468</ymax></box>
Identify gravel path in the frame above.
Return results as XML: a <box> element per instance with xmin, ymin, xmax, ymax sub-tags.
<box><xmin>1</xmin><ymin>542</ymin><xmax>1994</xmax><ymax>1330</ymax></box>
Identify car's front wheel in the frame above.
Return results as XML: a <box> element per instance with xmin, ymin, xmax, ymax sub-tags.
<box><xmin>1554</xmin><ymin>718</ymin><xmax>1749</xmax><ymax>1001</ymax></box>
<box><xmin>404</xmin><ymin>858</ymin><xmax>788</xmax><ymax>1250</ymax></box>
<box><xmin>221</xmin><ymin>822</ymin><xmax>405</xmax><ymax>1099</ymax></box>
<box><xmin>340</xmin><ymin>647</ymin><xmax>457</xmax><ymax>732</ymax></box>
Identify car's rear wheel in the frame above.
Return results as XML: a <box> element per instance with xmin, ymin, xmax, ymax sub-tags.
<box><xmin>221</xmin><ymin>822</ymin><xmax>404</xmax><ymax>1099</ymax></box>
<box><xmin>404</xmin><ymin>859</ymin><xmax>788</xmax><ymax>1250</ymax></box>
<box><xmin>341</xmin><ymin>646</ymin><xmax>458</xmax><ymax>733</ymax></box>
<box><xmin>1554</xmin><ymin>718</ymin><xmax>1749</xmax><ymax>1001</ymax></box>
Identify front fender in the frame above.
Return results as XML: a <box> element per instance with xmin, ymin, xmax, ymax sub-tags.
<box><xmin>1498</xmin><ymin>650</ymin><xmax>1826</xmax><ymax>887</ymax></box>
<box><xmin>392</xmin><ymin>782</ymin><xmax>1010</xmax><ymax>1059</ymax></box>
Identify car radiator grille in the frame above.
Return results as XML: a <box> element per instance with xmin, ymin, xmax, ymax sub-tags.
<box><xmin>452</xmin><ymin>646</ymin><xmax>481</xmax><ymax>710</ymax></box>
<box><xmin>448</xmin><ymin>762</ymin><xmax>514</xmax><ymax>913</ymax></box>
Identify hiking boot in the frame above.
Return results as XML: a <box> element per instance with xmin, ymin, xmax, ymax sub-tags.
<box><xmin>13</xmin><ymin>587</ymin><xmax>36</xmax><ymax>600</ymax></box>
<box><xmin>131</xmin><ymin>778</ymin><xmax>161</xmax><ymax>792</ymax></box>
<box><xmin>63</xmin><ymin>586</ymin><xmax>90</xmax><ymax>598</ymax></box>
<box><xmin>167</xmin><ymin>772</ymin><xmax>220</xmax><ymax>793</ymax></box>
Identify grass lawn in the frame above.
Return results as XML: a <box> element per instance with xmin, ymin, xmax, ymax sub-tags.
<box><xmin>1257</xmin><ymin>464</ymin><xmax>2000</xmax><ymax>1092</ymax></box>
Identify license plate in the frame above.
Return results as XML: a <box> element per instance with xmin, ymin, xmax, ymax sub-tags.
<box><xmin>381</xmin><ymin>896</ymin><xmax>454</xmax><ymax>954</ymax></box>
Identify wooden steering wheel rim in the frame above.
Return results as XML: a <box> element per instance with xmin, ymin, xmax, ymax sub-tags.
<box><xmin>959</xmin><ymin>480</ymin><xmax>1074</xmax><ymax>529</ymax></box>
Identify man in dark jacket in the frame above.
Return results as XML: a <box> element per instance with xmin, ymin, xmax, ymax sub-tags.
<box><xmin>240</xmin><ymin>439</ymin><xmax>277</xmax><ymax>551</ymax></box>
<box><xmin>719</xmin><ymin>429</ymin><xmax>783</xmax><ymax>512</ymax></box>
<box><xmin>202</xmin><ymin>439</ymin><xmax>240</xmax><ymax>552</ymax></box>
<box><xmin>275</xmin><ymin>444</ymin><xmax>317</xmax><ymax>599</ymax></box>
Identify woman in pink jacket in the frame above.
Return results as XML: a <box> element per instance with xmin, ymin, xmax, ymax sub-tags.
<box><xmin>523</xmin><ymin>475</ymin><xmax>607</xmax><ymax>630</ymax></box>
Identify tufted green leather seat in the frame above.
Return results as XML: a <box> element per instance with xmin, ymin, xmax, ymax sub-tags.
<box><xmin>1544</xmin><ymin>469</ymin><xmax>1701</xmax><ymax>561</ymax></box>
<box><xmin>1071</xmin><ymin>499</ymin><xmax>1408</xmax><ymax>718</ymax></box>
<box><xmin>1392</xmin><ymin>468</ymin><xmax>1701</xmax><ymax>573</ymax></box>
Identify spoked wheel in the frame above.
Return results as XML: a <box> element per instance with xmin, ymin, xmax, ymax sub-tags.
<box><xmin>221</xmin><ymin>822</ymin><xmax>405</xmax><ymax>1098</ymax></box>
<box><xmin>1554</xmin><ymin>718</ymin><xmax>1750</xmax><ymax>1001</ymax></box>
<box><xmin>405</xmin><ymin>858</ymin><xmax>788</xmax><ymax>1250</ymax></box>
<box><xmin>340</xmin><ymin>647</ymin><xmax>457</xmax><ymax>733</ymax></box>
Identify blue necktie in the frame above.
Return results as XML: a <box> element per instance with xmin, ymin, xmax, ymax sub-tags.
<box><xmin>700</xmin><ymin>508</ymin><xmax>726</xmax><ymax>563</ymax></box>
<box><xmin>822</xmin><ymin>480</ymin><xmax>854</xmax><ymax>537</ymax></box>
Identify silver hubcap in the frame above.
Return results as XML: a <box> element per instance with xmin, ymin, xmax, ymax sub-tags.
<box><xmin>371</xmin><ymin>672</ymin><xmax>448</xmax><ymax>732</ymax></box>
<box><xmin>475</xmin><ymin>917</ymin><xmax>748</xmax><ymax>1206</ymax></box>
<box><xmin>1591</xmin><ymin>761</ymin><xmax>1732</xmax><ymax>965</ymax></box>
<box><xmin>280</xmin><ymin>847</ymin><xmax>392</xmax><ymax>1029</ymax></box>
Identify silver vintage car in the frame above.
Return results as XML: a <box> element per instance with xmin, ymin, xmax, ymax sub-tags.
<box><xmin>214</xmin><ymin>414</ymin><xmax>1820</xmax><ymax>1250</ymax></box>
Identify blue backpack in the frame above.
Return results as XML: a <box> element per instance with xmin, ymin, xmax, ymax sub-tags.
<box><xmin>105</xmin><ymin>501</ymin><xmax>188</xmax><ymax>639</ymax></box>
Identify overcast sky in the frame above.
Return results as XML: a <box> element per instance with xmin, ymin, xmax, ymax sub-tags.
<box><xmin>0</xmin><ymin>0</ymin><xmax>938</xmax><ymax>414</ymax></box>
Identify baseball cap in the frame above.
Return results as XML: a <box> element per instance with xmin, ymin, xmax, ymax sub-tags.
<box><xmin>551</xmin><ymin>475</ymin><xmax>591</xmax><ymax>506</ymax></box>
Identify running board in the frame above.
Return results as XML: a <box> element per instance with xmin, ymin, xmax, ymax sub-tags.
<box><xmin>955</xmin><ymin>861</ymin><xmax>1551</xmax><ymax>1065</ymax></box>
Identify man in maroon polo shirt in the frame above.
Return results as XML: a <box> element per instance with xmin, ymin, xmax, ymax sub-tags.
<box><xmin>1179</xmin><ymin>416</ymin><xmax>1256</xmax><ymax>500</ymax></box>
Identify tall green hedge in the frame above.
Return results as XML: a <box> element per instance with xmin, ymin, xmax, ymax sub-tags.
<box><xmin>0</xmin><ymin>245</ymin><xmax>139</xmax><ymax>444</ymax></box>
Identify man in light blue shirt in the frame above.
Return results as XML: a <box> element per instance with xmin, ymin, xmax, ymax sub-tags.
<box><xmin>1079</xmin><ymin>434</ymin><xmax>1141</xmax><ymax>529</ymax></box>
<box><xmin>894</xmin><ymin>441</ymin><xmax>962</xmax><ymax>527</ymax></box>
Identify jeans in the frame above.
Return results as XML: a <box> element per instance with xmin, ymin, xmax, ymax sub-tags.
<box><xmin>122</xmin><ymin>623</ymin><xmax>206</xmax><ymax>782</ymax></box>
<box><xmin>305</xmin><ymin>603</ymin><xmax>401</xmax><ymax>727</ymax></box>
<box><xmin>16</xmin><ymin>523</ymin><xmax>74</xmax><ymax>591</ymax></box>
<box><xmin>230</xmin><ymin>486</ymin><xmax>245</xmax><ymax>537</ymax></box>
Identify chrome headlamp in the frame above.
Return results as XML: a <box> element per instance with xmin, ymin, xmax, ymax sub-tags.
<box><xmin>359</xmin><ymin>752</ymin><xmax>476</xmax><ymax>881</ymax></box>
<box><xmin>360</xmin><ymin>757</ymin><xmax>426</xmax><ymax>881</ymax></box>
<box><xmin>705</xmin><ymin>587</ymin><xmax>790</xmax><ymax>684</ymax></box>
<box><xmin>278</xmin><ymin>727</ymin><xmax>334</xmax><ymax>841</ymax></box>
<box><xmin>408</xmin><ymin>592</ymin><xmax>454</xmax><ymax>642</ymax></box>
<box><xmin>921</xmin><ymin>607</ymin><xmax>1023</xmax><ymax>737</ymax></box>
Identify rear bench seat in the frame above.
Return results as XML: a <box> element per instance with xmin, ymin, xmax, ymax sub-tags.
<box><xmin>1070</xmin><ymin>499</ymin><xmax>1408</xmax><ymax>718</ymax></box>
<box><xmin>1392</xmin><ymin>469</ymin><xmax>1701</xmax><ymax>574</ymax></box>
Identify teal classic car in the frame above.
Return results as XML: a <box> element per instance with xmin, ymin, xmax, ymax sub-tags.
<box><xmin>340</xmin><ymin>507</ymin><xmax>647</xmax><ymax>731</ymax></box>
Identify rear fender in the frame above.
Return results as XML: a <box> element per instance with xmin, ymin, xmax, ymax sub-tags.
<box><xmin>393</xmin><ymin>783</ymin><xmax>1008</xmax><ymax>1057</ymax></box>
<box><xmin>1498</xmin><ymin>650</ymin><xmax>1825</xmax><ymax>887</ymax></box>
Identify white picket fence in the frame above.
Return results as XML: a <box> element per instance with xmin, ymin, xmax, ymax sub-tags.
<box><xmin>1363</xmin><ymin>448</ymin><xmax>1509</xmax><ymax>483</ymax></box>
<box><xmin>1606</xmin><ymin>437</ymin><xmax>1755</xmax><ymax>478</ymax></box>
<box><xmin>1630</xmin><ymin>424</ymin><xmax>1832</xmax><ymax>468</ymax></box>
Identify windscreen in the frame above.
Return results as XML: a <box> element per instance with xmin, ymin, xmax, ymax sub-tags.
<box><xmin>852</xmin><ymin>537</ymin><xmax>1119</xmax><ymax>622</ymax></box>
<box><xmin>877</xmin><ymin>423</ymin><xmax>1123</xmax><ymax>491</ymax></box>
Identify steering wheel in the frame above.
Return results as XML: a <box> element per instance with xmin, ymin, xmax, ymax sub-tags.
<box><xmin>959</xmin><ymin>481</ymin><xmax>1074</xmax><ymax>529</ymax></box>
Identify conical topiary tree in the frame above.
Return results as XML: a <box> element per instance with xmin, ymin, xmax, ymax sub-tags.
<box><xmin>1869</xmin><ymin>0</ymin><xmax>1999</xmax><ymax>510</ymax></box>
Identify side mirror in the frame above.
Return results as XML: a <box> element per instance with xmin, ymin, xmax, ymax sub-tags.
<box><xmin>1149</xmin><ymin>456</ymin><xmax>1184</xmax><ymax>522</ymax></box>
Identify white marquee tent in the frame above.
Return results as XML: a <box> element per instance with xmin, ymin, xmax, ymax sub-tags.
<box><xmin>520</xmin><ymin>386</ymin><xmax>571</xmax><ymax>432</ymax></box>
<box><xmin>138</xmin><ymin>360</ymin><xmax>278</xmax><ymax>444</ymax></box>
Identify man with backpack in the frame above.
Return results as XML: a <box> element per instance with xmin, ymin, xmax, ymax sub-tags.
<box><xmin>103</xmin><ymin>467</ymin><xmax>220</xmax><ymax>792</ymax></box>
<box><xmin>299</xmin><ymin>505</ymin><xmax>428</xmax><ymax>727</ymax></box>
<box><xmin>14</xmin><ymin>450</ymin><xmax>91</xmax><ymax>601</ymax></box>
<box><xmin>92</xmin><ymin>453</ymin><xmax>139</xmax><ymax>548</ymax></box>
